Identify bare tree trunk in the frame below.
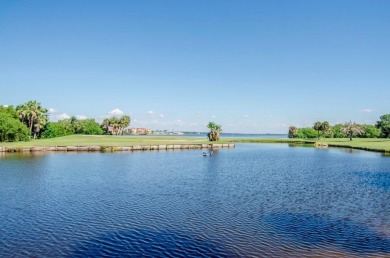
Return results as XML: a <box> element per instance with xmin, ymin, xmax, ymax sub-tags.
<box><xmin>29</xmin><ymin>119</ymin><xmax>33</xmax><ymax>134</ymax></box>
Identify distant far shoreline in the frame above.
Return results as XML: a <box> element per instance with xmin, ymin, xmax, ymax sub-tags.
<box><xmin>147</xmin><ymin>132</ymin><xmax>289</xmax><ymax>138</ymax></box>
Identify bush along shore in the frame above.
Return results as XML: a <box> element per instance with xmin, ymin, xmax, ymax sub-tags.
<box><xmin>0</xmin><ymin>143</ymin><xmax>235</xmax><ymax>153</ymax></box>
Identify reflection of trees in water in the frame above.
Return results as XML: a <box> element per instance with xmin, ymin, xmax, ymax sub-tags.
<box><xmin>288</xmin><ymin>143</ymin><xmax>314</xmax><ymax>148</ymax></box>
<box><xmin>0</xmin><ymin>152</ymin><xmax>47</xmax><ymax>160</ymax></box>
<box><xmin>338</xmin><ymin>148</ymin><xmax>361</xmax><ymax>154</ymax></box>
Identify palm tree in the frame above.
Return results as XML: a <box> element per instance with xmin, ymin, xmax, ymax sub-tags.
<box><xmin>341</xmin><ymin>121</ymin><xmax>364</xmax><ymax>141</ymax></box>
<box><xmin>207</xmin><ymin>122</ymin><xmax>222</xmax><ymax>141</ymax></box>
<box><xmin>33</xmin><ymin>111</ymin><xmax>48</xmax><ymax>139</ymax></box>
<box><xmin>119</xmin><ymin>115</ymin><xmax>131</xmax><ymax>135</ymax></box>
<box><xmin>16</xmin><ymin>101</ymin><xmax>48</xmax><ymax>138</ymax></box>
<box><xmin>69</xmin><ymin>116</ymin><xmax>82</xmax><ymax>134</ymax></box>
<box><xmin>102</xmin><ymin>115</ymin><xmax>131</xmax><ymax>135</ymax></box>
<box><xmin>101</xmin><ymin>118</ymin><xmax>110</xmax><ymax>134</ymax></box>
<box><xmin>313</xmin><ymin>121</ymin><xmax>322</xmax><ymax>139</ymax></box>
<box><xmin>288</xmin><ymin>126</ymin><xmax>298</xmax><ymax>138</ymax></box>
<box><xmin>320</xmin><ymin>121</ymin><xmax>331</xmax><ymax>138</ymax></box>
<box><xmin>109</xmin><ymin>117</ymin><xmax>120</xmax><ymax>135</ymax></box>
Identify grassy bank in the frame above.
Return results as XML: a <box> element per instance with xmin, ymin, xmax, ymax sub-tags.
<box><xmin>0</xmin><ymin>135</ymin><xmax>230</xmax><ymax>147</ymax></box>
<box><xmin>228</xmin><ymin>137</ymin><xmax>390</xmax><ymax>152</ymax></box>
<box><xmin>312</xmin><ymin>138</ymin><xmax>390</xmax><ymax>152</ymax></box>
<box><xmin>225</xmin><ymin>138</ymin><xmax>312</xmax><ymax>144</ymax></box>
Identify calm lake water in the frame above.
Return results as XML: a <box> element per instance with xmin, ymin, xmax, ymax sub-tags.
<box><xmin>1</xmin><ymin>144</ymin><xmax>390</xmax><ymax>257</ymax></box>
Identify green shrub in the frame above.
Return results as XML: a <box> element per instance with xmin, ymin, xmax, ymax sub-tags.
<box><xmin>296</xmin><ymin>128</ymin><xmax>317</xmax><ymax>139</ymax></box>
<box><xmin>362</xmin><ymin>125</ymin><xmax>381</xmax><ymax>138</ymax></box>
<box><xmin>0</xmin><ymin>106</ymin><xmax>30</xmax><ymax>142</ymax></box>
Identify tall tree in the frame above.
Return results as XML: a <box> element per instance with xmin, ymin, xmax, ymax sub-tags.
<box><xmin>207</xmin><ymin>122</ymin><xmax>222</xmax><ymax>141</ymax></box>
<box><xmin>41</xmin><ymin>118</ymin><xmax>104</xmax><ymax>138</ymax></box>
<box><xmin>16</xmin><ymin>101</ymin><xmax>48</xmax><ymax>139</ymax></box>
<box><xmin>0</xmin><ymin>105</ymin><xmax>30</xmax><ymax>142</ymax></box>
<box><xmin>109</xmin><ymin>117</ymin><xmax>120</xmax><ymax>135</ymax></box>
<box><xmin>341</xmin><ymin>121</ymin><xmax>364</xmax><ymax>141</ymax></box>
<box><xmin>119</xmin><ymin>115</ymin><xmax>131</xmax><ymax>135</ymax></box>
<box><xmin>332</xmin><ymin>124</ymin><xmax>347</xmax><ymax>138</ymax></box>
<box><xmin>101</xmin><ymin>115</ymin><xmax>131</xmax><ymax>135</ymax></box>
<box><xmin>320</xmin><ymin>121</ymin><xmax>331</xmax><ymax>138</ymax></box>
<box><xmin>101</xmin><ymin>118</ymin><xmax>110</xmax><ymax>134</ymax></box>
<box><xmin>288</xmin><ymin>126</ymin><xmax>298</xmax><ymax>138</ymax></box>
<box><xmin>313</xmin><ymin>121</ymin><xmax>322</xmax><ymax>139</ymax></box>
<box><xmin>376</xmin><ymin>114</ymin><xmax>390</xmax><ymax>138</ymax></box>
<box><xmin>362</xmin><ymin>125</ymin><xmax>381</xmax><ymax>138</ymax></box>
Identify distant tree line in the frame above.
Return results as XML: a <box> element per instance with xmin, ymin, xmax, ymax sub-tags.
<box><xmin>0</xmin><ymin>100</ymin><xmax>131</xmax><ymax>142</ymax></box>
<box><xmin>288</xmin><ymin>114</ymin><xmax>390</xmax><ymax>140</ymax></box>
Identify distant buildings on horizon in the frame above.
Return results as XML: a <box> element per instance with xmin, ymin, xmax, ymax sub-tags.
<box><xmin>124</xmin><ymin>128</ymin><xmax>287</xmax><ymax>136</ymax></box>
<box><xmin>124</xmin><ymin>128</ymin><xmax>152</xmax><ymax>135</ymax></box>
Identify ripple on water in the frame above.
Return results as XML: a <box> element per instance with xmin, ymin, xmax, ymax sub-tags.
<box><xmin>265</xmin><ymin>212</ymin><xmax>390</xmax><ymax>255</ymax></box>
<box><xmin>71</xmin><ymin>229</ymin><xmax>237</xmax><ymax>257</ymax></box>
<box><xmin>0</xmin><ymin>145</ymin><xmax>390</xmax><ymax>257</ymax></box>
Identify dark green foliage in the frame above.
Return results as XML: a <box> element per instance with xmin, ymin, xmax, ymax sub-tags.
<box><xmin>362</xmin><ymin>125</ymin><xmax>381</xmax><ymax>138</ymax></box>
<box><xmin>78</xmin><ymin>119</ymin><xmax>104</xmax><ymax>135</ymax></box>
<box><xmin>320</xmin><ymin>121</ymin><xmax>332</xmax><ymax>138</ymax></box>
<box><xmin>0</xmin><ymin>105</ymin><xmax>18</xmax><ymax>118</ymax></box>
<box><xmin>0</xmin><ymin>105</ymin><xmax>30</xmax><ymax>142</ymax></box>
<box><xmin>313</xmin><ymin>121</ymin><xmax>322</xmax><ymax>139</ymax></box>
<box><xmin>293</xmin><ymin>121</ymin><xmax>383</xmax><ymax>140</ymax></box>
<box><xmin>296</xmin><ymin>128</ymin><xmax>317</xmax><ymax>139</ymax></box>
<box><xmin>376</xmin><ymin>114</ymin><xmax>390</xmax><ymax>138</ymax></box>
<box><xmin>332</xmin><ymin>124</ymin><xmax>347</xmax><ymax>138</ymax></box>
<box><xmin>41</xmin><ymin>122</ymin><xmax>73</xmax><ymax>138</ymax></box>
<box><xmin>41</xmin><ymin>118</ymin><xmax>104</xmax><ymax>138</ymax></box>
<box><xmin>313</xmin><ymin>121</ymin><xmax>332</xmax><ymax>139</ymax></box>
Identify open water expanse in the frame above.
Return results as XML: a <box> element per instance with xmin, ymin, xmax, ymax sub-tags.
<box><xmin>1</xmin><ymin>144</ymin><xmax>390</xmax><ymax>257</ymax></box>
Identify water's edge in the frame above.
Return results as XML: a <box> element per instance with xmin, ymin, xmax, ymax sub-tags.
<box><xmin>0</xmin><ymin>143</ymin><xmax>235</xmax><ymax>152</ymax></box>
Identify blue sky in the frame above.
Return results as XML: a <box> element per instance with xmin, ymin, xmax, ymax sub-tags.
<box><xmin>1</xmin><ymin>1</ymin><xmax>389</xmax><ymax>133</ymax></box>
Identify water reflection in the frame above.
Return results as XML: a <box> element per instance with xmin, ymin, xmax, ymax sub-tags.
<box><xmin>288</xmin><ymin>143</ymin><xmax>314</xmax><ymax>148</ymax></box>
<box><xmin>0</xmin><ymin>151</ymin><xmax>47</xmax><ymax>160</ymax></box>
<box><xmin>265</xmin><ymin>212</ymin><xmax>390</xmax><ymax>255</ymax></box>
<box><xmin>71</xmin><ymin>229</ymin><xmax>234</xmax><ymax>257</ymax></box>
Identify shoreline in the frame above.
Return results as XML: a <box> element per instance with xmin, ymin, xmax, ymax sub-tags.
<box><xmin>0</xmin><ymin>143</ymin><xmax>235</xmax><ymax>153</ymax></box>
<box><xmin>0</xmin><ymin>135</ymin><xmax>389</xmax><ymax>154</ymax></box>
<box><xmin>226</xmin><ymin>138</ymin><xmax>390</xmax><ymax>154</ymax></box>
<box><xmin>323</xmin><ymin>143</ymin><xmax>390</xmax><ymax>154</ymax></box>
